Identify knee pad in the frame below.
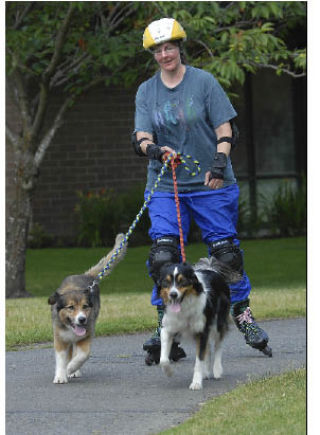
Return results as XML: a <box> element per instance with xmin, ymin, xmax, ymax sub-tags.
<box><xmin>208</xmin><ymin>238</ymin><xmax>243</xmax><ymax>275</ymax></box>
<box><xmin>149</xmin><ymin>236</ymin><xmax>180</xmax><ymax>284</ymax></box>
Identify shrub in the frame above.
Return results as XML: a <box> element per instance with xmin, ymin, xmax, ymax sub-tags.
<box><xmin>74</xmin><ymin>184</ymin><xmax>151</xmax><ymax>247</ymax></box>
<box><xmin>237</xmin><ymin>194</ymin><xmax>267</xmax><ymax>238</ymax></box>
<box><xmin>116</xmin><ymin>183</ymin><xmax>151</xmax><ymax>245</ymax></box>
<box><xmin>28</xmin><ymin>223</ymin><xmax>54</xmax><ymax>248</ymax></box>
<box><xmin>74</xmin><ymin>188</ymin><xmax>122</xmax><ymax>247</ymax></box>
<box><xmin>264</xmin><ymin>178</ymin><xmax>306</xmax><ymax>237</ymax></box>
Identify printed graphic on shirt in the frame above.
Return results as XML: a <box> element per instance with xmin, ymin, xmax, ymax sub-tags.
<box><xmin>153</xmin><ymin>96</ymin><xmax>197</xmax><ymax>132</ymax></box>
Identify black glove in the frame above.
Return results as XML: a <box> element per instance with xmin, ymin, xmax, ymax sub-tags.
<box><xmin>146</xmin><ymin>143</ymin><xmax>165</xmax><ymax>162</ymax></box>
<box><xmin>209</xmin><ymin>152</ymin><xmax>227</xmax><ymax>180</ymax></box>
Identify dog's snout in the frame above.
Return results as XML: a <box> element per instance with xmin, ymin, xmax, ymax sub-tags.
<box><xmin>78</xmin><ymin>315</ymin><xmax>87</xmax><ymax>325</ymax></box>
<box><xmin>169</xmin><ymin>291</ymin><xmax>178</xmax><ymax>300</ymax></box>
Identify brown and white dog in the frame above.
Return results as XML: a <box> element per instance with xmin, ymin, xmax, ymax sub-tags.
<box><xmin>48</xmin><ymin>233</ymin><xmax>127</xmax><ymax>384</ymax></box>
<box><xmin>158</xmin><ymin>258</ymin><xmax>238</xmax><ymax>390</ymax></box>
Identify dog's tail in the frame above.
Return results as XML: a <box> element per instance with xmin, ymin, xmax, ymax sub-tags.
<box><xmin>194</xmin><ymin>257</ymin><xmax>241</xmax><ymax>284</ymax></box>
<box><xmin>85</xmin><ymin>233</ymin><xmax>127</xmax><ymax>278</ymax></box>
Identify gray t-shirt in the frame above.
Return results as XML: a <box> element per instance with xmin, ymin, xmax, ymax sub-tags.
<box><xmin>134</xmin><ymin>65</ymin><xmax>237</xmax><ymax>192</ymax></box>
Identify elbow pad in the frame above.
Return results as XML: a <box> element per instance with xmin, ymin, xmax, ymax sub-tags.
<box><xmin>131</xmin><ymin>132</ymin><xmax>149</xmax><ymax>157</ymax></box>
<box><xmin>216</xmin><ymin>120</ymin><xmax>239</xmax><ymax>150</ymax></box>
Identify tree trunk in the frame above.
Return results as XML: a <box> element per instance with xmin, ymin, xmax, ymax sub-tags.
<box><xmin>6</xmin><ymin>154</ymin><xmax>35</xmax><ymax>298</ymax></box>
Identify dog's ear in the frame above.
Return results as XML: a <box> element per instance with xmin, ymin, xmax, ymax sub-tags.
<box><xmin>159</xmin><ymin>263</ymin><xmax>173</xmax><ymax>280</ymax></box>
<box><xmin>182</xmin><ymin>263</ymin><xmax>197</xmax><ymax>280</ymax></box>
<box><xmin>85</xmin><ymin>283</ymin><xmax>98</xmax><ymax>307</ymax></box>
<box><xmin>182</xmin><ymin>262</ymin><xmax>194</xmax><ymax>273</ymax></box>
<box><xmin>156</xmin><ymin>264</ymin><xmax>172</xmax><ymax>296</ymax></box>
<box><xmin>189</xmin><ymin>268</ymin><xmax>202</xmax><ymax>293</ymax></box>
<box><xmin>48</xmin><ymin>291</ymin><xmax>60</xmax><ymax>305</ymax></box>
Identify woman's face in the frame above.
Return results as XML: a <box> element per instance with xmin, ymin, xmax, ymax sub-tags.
<box><xmin>153</xmin><ymin>42</ymin><xmax>181</xmax><ymax>72</ymax></box>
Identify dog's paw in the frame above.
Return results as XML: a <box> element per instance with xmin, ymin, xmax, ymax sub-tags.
<box><xmin>213</xmin><ymin>363</ymin><xmax>223</xmax><ymax>379</ymax></box>
<box><xmin>160</xmin><ymin>360</ymin><xmax>173</xmax><ymax>377</ymax></box>
<box><xmin>67</xmin><ymin>360</ymin><xmax>84</xmax><ymax>377</ymax></box>
<box><xmin>189</xmin><ymin>380</ymin><xmax>203</xmax><ymax>390</ymax></box>
<box><xmin>203</xmin><ymin>369</ymin><xmax>213</xmax><ymax>380</ymax></box>
<box><xmin>68</xmin><ymin>370</ymin><xmax>81</xmax><ymax>379</ymax></box>
<box><xmin>53</xmin><ymin>374</ymin><xmax>68</xmax><ymax>384</ymax></box>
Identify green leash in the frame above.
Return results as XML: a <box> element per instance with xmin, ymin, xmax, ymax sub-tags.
<box><xmin>89</xmin><ymin>152</ymin><xmax>200</xmax><ymax>288</ymax></box>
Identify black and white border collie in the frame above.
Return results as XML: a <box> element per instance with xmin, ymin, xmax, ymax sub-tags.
<box><xmin>158</xmin><ymin>258</ymin><xmax>238</xmax><ymax>390</ymax></box>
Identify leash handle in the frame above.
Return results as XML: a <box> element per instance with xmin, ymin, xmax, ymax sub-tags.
<box><xmin>170</xmin><ymin>156</ymin><xmax>186</xmax><ymax>263</ymax></box>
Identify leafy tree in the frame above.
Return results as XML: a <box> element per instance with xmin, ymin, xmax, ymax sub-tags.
<box><xmin>6</xmin><ymin>1</ymin><xmax>306</xmax><ymax>298</ymax></box>
<box><xmin>154</xmin><ymin>1</ymin><xmax>306</xmax><ymax>88</ymax></box>
<box><xmin>6</xmin><ymin>1</ymin><xmax>144</xmax><ymax>298</ymax></box>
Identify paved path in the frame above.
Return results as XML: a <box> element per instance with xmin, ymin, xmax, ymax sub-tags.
<box><xmin>6</xmin><ymin>318</ymin><xmax>306</xmax><ymax>435</ymax></box>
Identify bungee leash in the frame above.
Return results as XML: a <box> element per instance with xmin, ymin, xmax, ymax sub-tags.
<box><xmin>170</xmin><ymin>155</ymin><xmax>186</xmax><ymax>263</ymax></box>
<box><xmin>88</xmin><ymin>152</ymin><xmax>200</xmax><ymax>290</ymax></box>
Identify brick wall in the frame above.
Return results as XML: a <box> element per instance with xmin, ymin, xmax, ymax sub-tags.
<box><xmin>6</xmin><ymin>85</ymin><xmax>149</xmax><ymax>240</ymax></box>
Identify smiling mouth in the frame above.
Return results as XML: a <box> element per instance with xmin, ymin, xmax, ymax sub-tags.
<box><xmin>168</xmin><ymin>300</ymin><xmax>181</xmax><ymax>313</ymax></box>
<box><xmin>70</xmin><ymin>322</ymin><xmax>87</xmax><ymax>337</ymax></box>
<box><xmin>162</xmin><ymin>58</ymin><xmax>175</xmax><ymax>64</ymax></box>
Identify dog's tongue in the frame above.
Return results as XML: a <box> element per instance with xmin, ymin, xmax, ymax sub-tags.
<box><xmin>169</xmin><ymin>303</ymin><xmax>181</xmax><ymax>313</ymax></box>
<box><xmin>73</xmin><ymin>325</ymin><xmax>86</xmax><ymax>336</ymax></box>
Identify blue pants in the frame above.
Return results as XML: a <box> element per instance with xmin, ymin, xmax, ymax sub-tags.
<box><xmin>145</xmin><ymin>184</ymin><xmax>251</xmax><ymax>305</ymax></box>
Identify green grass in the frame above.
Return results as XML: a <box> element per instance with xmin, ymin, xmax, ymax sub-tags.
<box><xmin>6</xmin><ymin>237</ymin><xmax>306</xmax><ymax>350</ymax></box>
<box><xmin>159</xmin><ymin>368</ymin><xmax>306</xmax><ymax>435</ymax></box>
<box><xmin>25</xmin><ymin>236</ymin><xmax>306</xmax><ymax>297</ymax></box>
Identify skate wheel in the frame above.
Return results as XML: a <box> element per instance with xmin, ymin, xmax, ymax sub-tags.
<box><xmin>153</xmin><ymin>354</ymin><xmax>160</xmax><ymax>364</ymax></box>
<box><xmin>145</xmin><ymin>353</ymin><xmax>154</xmax><ymax>366</ymax></box>
<box><xmin>145</xmin><ymin>351</ymin><xmax>160</xmax><ymax>365</ymax></box>
<box><xmin>261</xmin><ymin>345</ymin><xmax>273</xmax><ymax>357</ymax></box>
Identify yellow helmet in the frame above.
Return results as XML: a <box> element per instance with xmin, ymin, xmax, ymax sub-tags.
<box><xmin>143</xmin><ymin>18</ymin><xmax>187</xmax><ymax>50</ymax></box>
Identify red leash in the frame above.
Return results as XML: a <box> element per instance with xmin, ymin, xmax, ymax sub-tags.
<box><xmin>170</xmin><ymin>156</ymin><xmax>187</xmax><ymax>263</ymax></box>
